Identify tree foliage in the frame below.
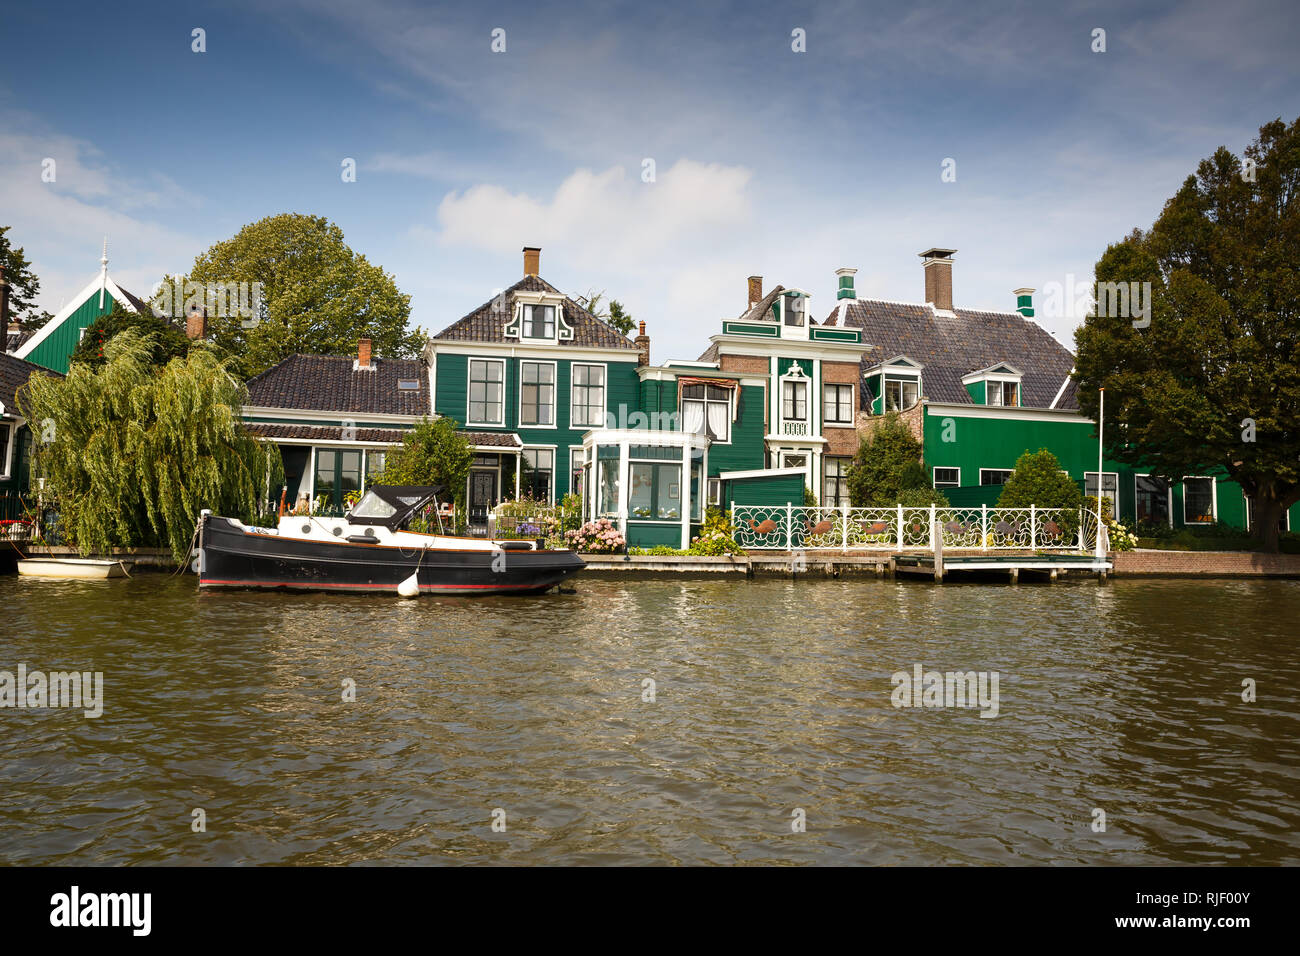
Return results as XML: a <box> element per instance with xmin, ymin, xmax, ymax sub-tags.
<box><xmin>164</xmin><ymin>213</ymin><xmax>424</xmax><ymax>377</ymax></box>
<box><xmin>578</xmin><ymin>289</ymin><xmax>635</xmax><ymax>335</ymax></box>
<box><xmin>18</xmin><ymin>330</ymin><xmax>282</xmax><ymax>561</ymax></box>
<box><xmin>1073</xmin><ymin>117</ymin><xmax>1300</xmax><ymax>551</ymax></box>
<box><xmin>375</xmin><ymin>417</ymin><xmax>473</xmax><ymax>507</ymax></box>
<box><xmin>846</xmin><ymin>413</ymin><xmax>946</xmax><ymax>505</ymax></box>
<box><xmin>997</xmin><ymin>449</ymin><xmax>1084</xmax><ymax>511</ymax></box>
<box><xmin>0</xmin><ymin>224</ymin><xmax>48</xmax><ymax>323</ymax></box>
<box><xmin>70</xmin><ymin>303</ymin><xmax>191</xmax><ymax>369</ymax></box>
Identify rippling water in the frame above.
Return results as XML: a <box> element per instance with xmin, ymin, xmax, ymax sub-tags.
<box><xmin>1</xmin><ymin>572</ymin><xmax>1297</xmax><ymax>865</ymax></box>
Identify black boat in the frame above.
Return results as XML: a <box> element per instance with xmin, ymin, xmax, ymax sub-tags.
<box><xmin>196</xmin><ymin>485</ymin><xmax>584</xmax><ymax>596</ymax></box>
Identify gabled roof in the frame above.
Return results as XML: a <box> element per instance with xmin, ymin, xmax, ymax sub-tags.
<box><xmin>0</xmin><ymin>352</ymin><xmax>61</xmax><ymax>418</ymax></box>
<box><xmin>14</xmin><ymin>271</ymin><xmax>147</xmax><ymax>362</ymax></box>
<box><xmin>830</xmin><ymin>299</ymin><xmax>1076</xmax><ymax>410</ymax></box>
<box><xmin>245</xmin><ymin>354</ymin><xmax>430</xmax><ymax>416</ymax></box>
<box><xmin>433</xmin><ymin>274</ymin><xmax>638</xmax><ymax>350</ymax></box>
<box><xmin>697</xmin><ymin>284</ymin><xmax>788</xmax><ymax>362</ymax></box>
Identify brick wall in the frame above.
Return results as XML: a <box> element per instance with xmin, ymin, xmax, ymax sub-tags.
<box><xmin>856</xmin><ymin>401</ymin><xmax>924</xmax><ymax>444</ymax></box>
<box><xmin>719</xmin><ymin>354</ymin><xmax>769</xmax><ymax>375</ymax></box>
<box><xmin>1111</xmin><ymin>550</ymin><xmax>1300</xmax><ymax>577</ymax></box>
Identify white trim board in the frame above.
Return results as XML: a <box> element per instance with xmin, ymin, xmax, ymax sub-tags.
<box><xmin>15</xmin><ymin>273</ymin><xmax>140</xmax><ymax>361</ymax></box>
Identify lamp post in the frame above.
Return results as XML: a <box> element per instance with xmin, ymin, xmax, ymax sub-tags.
<box><xmin>1096</xmin><ymin>387</ymin><xmax>1105</xmax><ymax>560</ymax></box>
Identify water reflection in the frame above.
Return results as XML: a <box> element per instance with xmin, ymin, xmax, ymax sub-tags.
<box><xmin>0</xmin><ymin>575</ymin><xmax>1296</xmax><ymax>864</ymax></box>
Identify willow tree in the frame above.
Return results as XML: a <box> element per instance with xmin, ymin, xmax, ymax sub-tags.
<box><xmin>18</xmin><ymin>330</ymin><xmax>282</xmax><ymax>561</ymax></box>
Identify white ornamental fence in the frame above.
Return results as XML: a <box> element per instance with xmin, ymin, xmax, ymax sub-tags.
<box><xmin>731</xmin><ymin>503</ymin><xmax>1107</xmax><ymax>552</ymax></box>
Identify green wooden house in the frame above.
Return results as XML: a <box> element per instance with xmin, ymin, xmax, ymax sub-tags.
<box><xmin>13</xmin><ymin>246</ymin><xmax>151</xmax><ymax>374</ymax></box>
<box><xmin>835</xmin><ymin>249</ymin><xmax>1299</xmax><ymax>535</ymax></box>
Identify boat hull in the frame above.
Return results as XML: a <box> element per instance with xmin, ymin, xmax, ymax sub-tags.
<box><xmin>197</xmin><ymin>515</ymin><xmax>584</xmax><ymax>596</ymax></box>
<box><xmin>18</xmin><ymin>558</ymin><xmax>131</xmax><ymax>579</ymax></box>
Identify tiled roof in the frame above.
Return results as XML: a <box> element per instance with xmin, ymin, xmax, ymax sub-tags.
<box><xmin>831</xmin><ymin>299</ymin><xmax>1077</xmax><ymax>410</ymax></box>
<box><xmin>465</xmin><ymin>431</ymin><xmax>522</xmax><ymax>448</ymax></box>
<box><xmin>244</xmin><ymin>422</ymin><xmax>410</xmax><ymax>443</ymax></box>
<box><xmin>245</xmin><ymin>354</ymin><xmax>430</xmax><ymax>416</ymax></box>
<box><xmin>697</xmin><ymin>284</ymin><xmax>787</xmax><ymax>361</ymax></box>
<box><xmin>0</xmin><ymin>352</ymin><xmax>61</xmax><ymax>416</ymax></box>
<box><xmin>433</xmin><ymin>274</ymin><xmax>639</xmax><ymax>349</ymax></box>
<box><xmin>115</xmin><ymin>286</ymin><xmax>150</xmax><ymax>314</ymax></box>
<box><xmin>4</xmin><ymin>327</ymin><xmax>35</xmax><ymax>353</ymax></box>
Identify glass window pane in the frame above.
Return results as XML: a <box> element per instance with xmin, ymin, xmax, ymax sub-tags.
<box><xmin>599</xmin><ymin>460</ymin><xmax>619</xmax><ymax>515</ymax></box>
<box><xmin>629</xmin><ymin>463</ymin><xmax>654</xmax><ymax>518</ymax></box>
<box><xmin>1184</xmin><ymin>478</ymin><xmax>1214</xmax><ymax>523</ymax></box>
<box><xmin>655</xmin><ymin>463</ymin><xmax>681</xmax><ymax>520</ymax></box>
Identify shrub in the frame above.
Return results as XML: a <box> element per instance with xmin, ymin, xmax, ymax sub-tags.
<box><xmin>998</xmin><ymin>449</ymin><xmax>1083</xmax><ymax>511</ymax></box>
<box><xmin>847</xmin><ymin>413</ymin><xmax>926</xmax><ymax>506</ymax></box>
<box><xmin>564</xmin><ymin>518</ymin><xmax>625</xmax><ymax>553</ymax></box>
<box><xmin>687</xmin><ymin>507</ymin><xmax>745</xmax><ymax>556</ymax></box>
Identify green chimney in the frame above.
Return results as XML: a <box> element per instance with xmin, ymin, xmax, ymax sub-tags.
<box><xmin>836</xmin><ymin>267</ymin><xmax>857</xmax><ymax>300</ymax></box>
<box><xmin>1014</xmin><ymin>287</ymin><xmax>1035</xmax><ymax>318</ymax></box>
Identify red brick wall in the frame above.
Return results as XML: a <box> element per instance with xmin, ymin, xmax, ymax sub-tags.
<box><xmin>1111</xmin><ymin>550</ymin><xmax>1300</xmax><ymax>577</ymax></box>
<box><xmin>856</xmin><ymin>401</ymin><xmax>924</xmax><ymax>445</ymax></box>
<box><xmin>718</xmin><ymin>354</ymin><xmax>769</xmax><ymax>375</ymax></box>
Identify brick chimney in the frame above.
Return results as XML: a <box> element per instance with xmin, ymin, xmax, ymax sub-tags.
<box><xmin>357</xmin><ymin>337</ymin><xmax>372</xmax><ymax>368</ymax></box>
<box><xmin>919</xmin><ymin>248</ymin><xmax>957</xmax><ymax>312</ymax></box>
<box><xmin>747</xmin><ymin>275</ymin><xmax>763</xmax><ymax>309</ymax></box>
<box><xmin>523</xmin><ymin>246</ymin><xmax>540</xmax><ymax>276</ymax></box>
<box><xmin>1013</xmin><ymin>288</ymin><xmax>1035</xmax><ymax>318</ymax></box>
<box><xmin>0</xmin><ymin>266</ymin><xmax>9</xmax><ymax>353</ymax></box>
<box><xmin>634</xmin><ymin>320</ymin><xmax>650</xmax><ymax>367</ymax></box>
<box><xmin>185</xmin><ymin>307</ymin><xmax>206</xmax><ymax>340</ymax></box>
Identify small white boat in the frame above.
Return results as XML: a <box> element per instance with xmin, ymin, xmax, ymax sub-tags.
<box><xmin>17</xmin><ymin>558</ymin><xmax>133</xmax><ymax>579</ymax></box>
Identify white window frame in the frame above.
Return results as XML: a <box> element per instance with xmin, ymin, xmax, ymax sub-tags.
<box><xmin>0</xmin><ymin>421</ymin><xmax>14</xmax><ymax>480</ymax></box>
<box><xmin>823</xmin><ymin>382</ymin><xmax>854</xmax><ymax>425</ymax></box>
<box><xmin>985</xmin><ymin>379</ymin><xmax>1020</xmax><ymax>407</ymax></box>
<box><xmin>1243</xmin><ymin>493</ymin><xmax>1292</xmax><ymax>533</ymax></box>
<box><xmin>569</xmin><ymin>362</ymin><xmax>608</xmax><ymax>429</ymax></box>
<box><xmin>570</xmin><ymin>447</ymin><xmax>585</xmax><ymax>498</ymax></box>
<box><xmin>1135</xmin><ymin>473</ymin><xmax>1174</xmax><ymax>528</ymax></box>
<box><xmin>979</xmin><ymin>468</ymin><xmax>1014</xmax><ymax>486</ymax></box>
<box><xmin>1084</xmin><ymin>471</ymin><xmax>1120</xmax><ymax>516</ymax></box>
<box><xmin>466</xmin><ymin>357</ymin><xmax>506</xmax><ymax>427</ymax></box>
<box><xmin>681</xmin><ymin>383</ymin><xmax>732</xmax><ymax>445</ymax></box>
<box><xmin>932</xmin><ymin>466</ymin><xmax>961</xmax><ymax>488</ymax></box>
<box><xmin>822</xmin><ymin>456</ymin><xmax>851</xmax><ymax>507</ymax></box>
<box><xmin>521</xmin><ymin>445</ymin><xmax>558</xmax><ymax>504</ymax></box>
<box><xmin>883</xmin><ymin>374</ymin><xmax>921</xmax><ymax>412</ymax></box>
<box><xmin>707</xmin><ymin>477</ymin><xmax>722</xmax><ymax>507</ymax></box>
<box><xmin>1181</xmin><ymin>476</ymin><xmax>1217</xmax><ymax>525</ymax></box>
<box><xmin>518</xmin><ymin>359</ymin><xmax>558</xmax><ymax>429</ymax></box>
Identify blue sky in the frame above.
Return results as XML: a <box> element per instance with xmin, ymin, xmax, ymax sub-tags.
<box><xmin>2</xmin><ymin>0</ymin><xmax>1297</xmax><ymax>360</ymax></box>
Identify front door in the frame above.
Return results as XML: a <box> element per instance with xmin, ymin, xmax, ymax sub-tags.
<box><xmin>469</xmin><ymin>470</ymin><xmax>497</xmax><ymax>529</ymax></box>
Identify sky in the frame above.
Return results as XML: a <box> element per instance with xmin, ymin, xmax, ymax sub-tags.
<box><xmin>1</xmin><ymin>0</ymin><xmax>1297</xmax><ymax>362</ymax></box>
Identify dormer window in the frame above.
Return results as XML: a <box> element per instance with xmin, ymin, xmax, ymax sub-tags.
<box><xmin>783</xmin><ymin>294</ymin><xmax>806</xmax><ymax>327</ymax></box>
<box><xmin>986</xmin><ymin>381</ymin><xmax>1019</xmax><ymax>407</ymax></box>
<box><xmin>962</xmin><ymin>363</ymin><xmax>1023</xmax><ymax>408</ymax></box>
<box><xmin>523</xmin><ymin>304</ymin><xmax>555</xmax><ymax>339</ymax></box>
<box><xmin>885</xmin><ymin>377</ymin><xmax>919</xmax><ymax>411</ymax></box>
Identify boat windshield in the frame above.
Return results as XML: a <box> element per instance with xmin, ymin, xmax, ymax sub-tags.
<box><xmin>349</xmin><ymin>490</ymin><xmax>399</xmax><ymax>520</ymax></box>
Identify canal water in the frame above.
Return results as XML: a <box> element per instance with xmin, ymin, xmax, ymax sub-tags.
<box><xmin>1</xmin><ymin>573</ymin><xmax>1297</xmax><ymax>865</ymax></box>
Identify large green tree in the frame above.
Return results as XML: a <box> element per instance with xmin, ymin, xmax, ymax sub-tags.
<box><xmin>69</xmin><ymin>302</ymin><xmax>191</xmax><ymax>369</ymax></box>
<box><xmin>1074</xmin><ymin>117</ymin><xmax>1300</xmax><ymax>551</ymax></box>
<box><xmin>18</xmin><ymin>330</ymin><xmax>282</xmax><ymax>561</ymax></box>
<box><xmin>0</xmin><ymin>224</ymin><xmax>49</xmax><ymax>323</ymax></box>
<box><xmin>375</xmin><ymin>417</ymin><xmax>473</xmax><ymax>508</ymax></box>
<box><xmin>163</xmin><ymin>213</ymin><xmax>424</xmax><ymax>377</ymax></box>
<box><xmin>846</xmin><ymin>413</ymin><xmax>946</xmax><ymax>506</ymax></box>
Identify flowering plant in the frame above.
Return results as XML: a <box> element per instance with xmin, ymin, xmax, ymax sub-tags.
<box><xmin>564</xmin><ymin>518</ymin><xmax>626</xmax><ymax>553</ymax></box>
<box><xmin>687</xmin><ymin>507</ymin><xmax>745</xmax><ymax>556</ymax></box>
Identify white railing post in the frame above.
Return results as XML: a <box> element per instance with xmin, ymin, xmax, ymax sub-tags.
<box><xmin>1030</xmin><ymin>504</ymin><xmax>1037</xmax><ymax>549</ymax></box>
<box><xmin>896</xmin><ymin>503</ymin><xmax>904</xmax><ymax>550</ymax></box>
<box><xmin>929</xmin><ymin>504</ymin><xmax>937</xmax><ymax>552</ymax></box>
<box><xmin>786</xmin><ymin>502</ymin><xmax>793</xmax><ymax>551</ymax></box>
<box><xmin>1077</xmin><ymin>507</ymin><xmax>1084</xmax><ymax>551</ymax></box>
<box><xmin>842</xmin><ymin>500</ymin><xmax>849</xmax><ymax>552</ymax></box>
<box><xmin>982</xmin><ymin>504</ymin><xmax>988</xmax><ymax>552</ymax></box>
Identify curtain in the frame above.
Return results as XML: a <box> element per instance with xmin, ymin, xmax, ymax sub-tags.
<box><xmin>706</xmin><ymin>401</ymin><xmax>728</xmax><ymax>439</ymax></box>
<box><xmin>683</xmin><ymin>401</ymin><xmax>705</xmax><ymax>435</ymax></box>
